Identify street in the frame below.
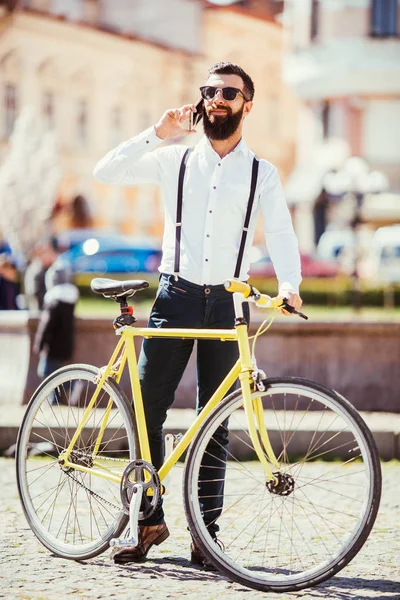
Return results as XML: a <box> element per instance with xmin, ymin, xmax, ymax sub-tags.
<box><xmin>0</xmin><ymin>458</ymin><xmax>399</xmax><ymax>600</ymax></box>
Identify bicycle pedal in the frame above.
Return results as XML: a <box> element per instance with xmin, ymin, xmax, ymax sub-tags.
<box><xmin>109</xmin><ymin>536</ymin><xmax>138</xmax><ymax>548</ymax></box>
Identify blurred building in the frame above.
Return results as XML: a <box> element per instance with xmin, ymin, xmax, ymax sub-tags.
<box><xmin>282</xmin><ymin>0</ymin><xmax>400</xmax><ymax>252</ymax></box>
<box><xmin>203</xmin><ymin>1</ymin><xmax>298</xmax><ymax>181</ymax></box>
<box><xmin>0</xmin><ymin>0</ymin><xmax>298</xmax><ymax>245</ymax></box>
<box><xmin>0</xmin><ymin>0</ymin><xmax>200</xmax><ymax>240</ymax></box>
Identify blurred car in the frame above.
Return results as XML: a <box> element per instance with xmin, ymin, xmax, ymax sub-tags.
<box><xmin>249</xmin><ymin>250</ymin><xmax>339</xmax><ymax>278</ymax></box>
<box><xmin>55</xmin><ymin>235</ymin><xmax>162</xmax><ymax>278</ymax></box>
<box><xmin>316</xmin><ymin>228</ymin><xmax>373</xmax><ymax>262</ymax></box>
<box><xmin>53</xmin><ymin>228</ymin><xmax>113</xmax><ymax>252</ymax></box>
<box><xmin>361</xmin><ymin>225</ymin><xmax>400</xmax><ymax>283</ymax></box>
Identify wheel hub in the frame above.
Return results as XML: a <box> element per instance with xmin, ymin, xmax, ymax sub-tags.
<box><xmin>266</xmin><ymin>471</ymin><xmax>295</xmax><ymax>496</ymax></box>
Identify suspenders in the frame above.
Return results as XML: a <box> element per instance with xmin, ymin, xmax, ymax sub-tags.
<box><xmin>234</xmin><ymin>156</ymin><xmax>259</xmax><ymax>278</ymax></box>
<box><xmin>173</xmin><ymin>149</ymin><xmax>259</xmax><ymax>280</ymax></box>
<box><xmin>174</xmin><ymin>147</ymin><xmax>192</xmax><ymax>278</ymax></box>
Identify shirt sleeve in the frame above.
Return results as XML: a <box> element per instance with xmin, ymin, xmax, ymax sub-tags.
<box><xmin>260</xmin><ymin>165</ymin><xmax>302</xmax><ymax>295</ymax></box>
<box><xmin>93</xmin><ymin>126</ymin><xmax>163</xmax><ymax>185</ymax></box>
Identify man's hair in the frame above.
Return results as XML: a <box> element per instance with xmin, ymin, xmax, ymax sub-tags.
<box><xmin>207</xmin><ymin>62</ymin><xmax>255</xmax><ymax>101</ymax></box>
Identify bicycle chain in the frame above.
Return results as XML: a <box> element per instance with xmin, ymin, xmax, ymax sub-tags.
<box><xmin>62</xmin><ymin>449</ymin><xmax>130</xmax><ymax>511</ymax></box>
<box><xmin>70</xmin><ymin>449</ymin><xmax>131</xmax><ymax>463</ymax></box>
<box><xmin>64</xmin><ymin>469</ymin><xmax>122</xmax><ymax>511</ymax></box>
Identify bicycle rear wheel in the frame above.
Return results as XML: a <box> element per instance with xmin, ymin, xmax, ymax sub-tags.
<box><xmin>183</xmin><ymin>377</ymin><xmax>381</xmax><ymax>592</ymax></box>
<box><xmin>16</xmin><ymin>364</ymin><xmax>138</xmax><ymax>560</ymax></box>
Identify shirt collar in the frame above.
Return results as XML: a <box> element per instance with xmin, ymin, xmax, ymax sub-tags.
<box><xmin>196</xmin><ymin>135</ymin><xmax>250</xmax><ymax>160</ymax></box>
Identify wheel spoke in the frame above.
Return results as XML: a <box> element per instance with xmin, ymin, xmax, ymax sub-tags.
<box><xmin>16</xmin><ymin>366</ymin><xmax>137</xmax><ymax>559</ymax></box>
<box><xmin>184</xmin><ymin>378</ymin><xmax>381</xmax><ymax>592</ymax></box>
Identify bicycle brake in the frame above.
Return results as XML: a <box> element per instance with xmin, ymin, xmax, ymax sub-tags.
<box><xmin>252</xmin><ymin>368</ymin><xmax>266</xmax><ymax>392</ymax></box>
<box><xmin>95</xmin><ymin>356</ymin><xmax>123</xmax><ymax>383</ymax></box>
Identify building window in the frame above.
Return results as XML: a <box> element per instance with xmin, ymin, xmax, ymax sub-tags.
<box><xmin>110</xmin><ymin>105</ymin><xmax>122</xmax><ymax>147</ymax></box>
<box><xmin>370</xmin><ymin>0</ymin><xmax>397</xmax><ymax>37</ymax></box>
<box><xmin>50</xmin><ymin>0</ymin><xmax>83</xmax><ymax>21</ymax></box>
<box><xmin>4</xmin><ymin>83</ymin><xmax>17</xmax><ymax>137</ymax></box>
<box><xmin>77</xmin><ymin>98</ymin><xmax>88</xmax><ymax>145</ymax></box>
<box><xmin>43</xmin><ymin>91</ymin><xmax>54</xmax><ymax>130</ymax></box>
<box><xmin>322</xmin><ymin>101</ymin><xmax>330</xmax><ymax>139</ymax></box>
<box><xmin>310</xmin><ymin>0</ymin><xmax>319</xmax><ymax>41</ymax></box>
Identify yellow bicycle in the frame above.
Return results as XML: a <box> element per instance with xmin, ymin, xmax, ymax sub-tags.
<box><xmin>16</xmin><ymin>278</ymin><xmax>382</xmax><ymax>593</ymax></box>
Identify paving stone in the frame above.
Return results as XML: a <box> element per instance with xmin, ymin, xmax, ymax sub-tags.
<box><xmin>0</xmin><ymin>458</ymin><xmax>399</xmax><ymax>600</ymax></box>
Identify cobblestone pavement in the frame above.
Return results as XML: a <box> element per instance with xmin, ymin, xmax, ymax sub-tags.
<box><xmin>1</xmin><ymin>458</ymin><xmax>399</xmax><ymax>600</ymax></box>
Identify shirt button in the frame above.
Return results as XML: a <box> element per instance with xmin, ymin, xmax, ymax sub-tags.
<box><xmin>205</xmin><ymin>258</ymin><xmax>208</xmax><ymax>262</ymax></box>
<box><xmin>146</xmin><ymin>140</ymin><xmax>149</xmax><ymax>144</ymax></box>
<box><xmin>213</xmin><ymin>186</ymin><xmax>216</xmax><ymax>189</ymax></box>
<box><xmin>206</xmin><ymin>234</ymin><xmax>210</xmax><ymax>237</ymax></box>
<box><xmin>218</xmin><ymin>163</ymin><xmax>221</xmax><ymax>166</ymax></box>
<box><xmin>209</xmin><ymin>210</ymin><xmax>212</xmax><ymax>213</ymax></box>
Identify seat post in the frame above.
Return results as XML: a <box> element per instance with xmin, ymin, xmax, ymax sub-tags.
<box><xmin>113</xmin><ymin>298</ymin><xmax>137</xmax><ymax>329</ymax></box>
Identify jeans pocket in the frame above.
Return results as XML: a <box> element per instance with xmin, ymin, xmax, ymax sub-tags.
<box><xmin>168</xmin><ymin>283</ymin><xmax>188</xmax><ymax>296</ymax></box>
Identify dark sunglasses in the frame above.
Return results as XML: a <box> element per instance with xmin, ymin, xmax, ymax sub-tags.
<box><xmin>199</xmin><ymin>86</ymin><xmax>250</xmax><ymax>102</ymax></box>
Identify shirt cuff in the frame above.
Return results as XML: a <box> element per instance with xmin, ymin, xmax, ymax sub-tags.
<box><xmin>278</xmin><ymin>282</ymin><xmax>299</xmax><ymax>296</ymax></box>
<box><xmin>128</xmin><ymin>125</ymin><xmax>163</xmax><ymax>149</ymax></box>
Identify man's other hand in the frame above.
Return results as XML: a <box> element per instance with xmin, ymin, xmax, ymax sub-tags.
<box><xmin>278</xmin><ymin>291</ymin><xmax>302</xmax><ymax>316</ymax></box>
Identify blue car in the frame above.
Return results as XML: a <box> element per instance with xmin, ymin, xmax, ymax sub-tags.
<box><xmin>55</xmin><ymin>235</ymin><xmax>162</xmax><ymax>278</ymax></box>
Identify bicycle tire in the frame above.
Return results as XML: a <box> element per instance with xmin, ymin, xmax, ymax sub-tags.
<box><xmin>16</xmin><ymin>364</ymin><xmax>139</xmax><ymax>560</ymax></box>
<box><xmin>183</xmin><ymin>376</ymin><xmax>381</xmax><ymax>592</ymax></box>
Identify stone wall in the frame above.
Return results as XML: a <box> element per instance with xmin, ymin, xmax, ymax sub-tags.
<box><xmin>0</xmin><ymin>312</ymin><xmax>30</xmax><ymax>406</ymax></box>
<box><xmin>3</xmin><ymin>312</ymin><xmax>396</xmax><ymax>412</ymax></box>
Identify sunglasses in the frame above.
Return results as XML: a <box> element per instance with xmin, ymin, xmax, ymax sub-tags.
<box><xmin>199</xmin><ymin>86</ymin><xmax>250</xmax><ymax>102</ymax></box>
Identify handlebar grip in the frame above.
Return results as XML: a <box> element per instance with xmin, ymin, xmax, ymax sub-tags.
<box><xmin>281</xmin><ymin>299</ymin><xmax>309</xmax><ymax>320</ymax></box>
<box><xmin>224</xmin><ymin>279</ymin><xmax>252</xmax><ymax>297</ymax></box>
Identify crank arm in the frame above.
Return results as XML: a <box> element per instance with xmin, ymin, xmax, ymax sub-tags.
<box><xmin>109</xmin><ymin>483</ymin><xmax>143</xmax><ymax>548</ymax></box>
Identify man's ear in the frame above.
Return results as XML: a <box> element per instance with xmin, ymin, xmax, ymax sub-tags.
<box><xmin>243</xmin><ymin>101</ymin><xmax>253</xmax><ymax>118</ymax></box>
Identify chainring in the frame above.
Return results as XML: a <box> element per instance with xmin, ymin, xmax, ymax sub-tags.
<box><xmin>120</xmin><ymin>459</ymin><xmax>162</xmax><ymax>520</ymax></box>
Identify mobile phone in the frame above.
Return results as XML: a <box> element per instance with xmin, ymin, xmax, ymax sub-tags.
<box><xmin>189</xmin><ymin>99</ymin><xmax>204</xmax><ymax>130</ymax></box>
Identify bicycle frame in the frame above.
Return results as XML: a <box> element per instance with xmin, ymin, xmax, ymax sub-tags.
<box><xmin>59</xmin><ymin>294</ymin><xmax>280</xmax><ymax>485</ymax></box>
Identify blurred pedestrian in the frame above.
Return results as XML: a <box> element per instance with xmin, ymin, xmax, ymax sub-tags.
<box><xmin>24</xmin><ymin>240</ymin><xmax>58</xmax><ymax>311</ymax></box>
<box><xmin>0</xmin><ymin>253</ymin><xmax>20</xmax><ymax>310</ymax></box>
<box><xmin>34</xmin><ymin>263</ymin><xmax>79</xmax><ymax>382</ymax></box>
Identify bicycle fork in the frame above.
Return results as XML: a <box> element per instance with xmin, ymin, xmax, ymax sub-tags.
<box><xmin>236</xmin><ymin>323</ymin><xmax>280</xmax><ymax>483</ymax></box>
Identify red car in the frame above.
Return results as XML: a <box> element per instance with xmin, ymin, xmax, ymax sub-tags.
<box><xmin>249</xmin><ymin>252</ymin><xmax>339</xmax><ymax>278</ymax></box>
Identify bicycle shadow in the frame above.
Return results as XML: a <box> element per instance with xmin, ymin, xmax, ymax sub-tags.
<box><xmin>94</xmin><ymin>555</ymin><xmax>223</xmax><ymax>583</ymax></box>
<box><xmin>308</xmin><ymin>575</ymin><xmax>400</xmax><ymax>598</ymax></box>
<box><xmin>93</xmin><ymin>556</ymin><xmax>400</xmax><ymax>596</ymax></box>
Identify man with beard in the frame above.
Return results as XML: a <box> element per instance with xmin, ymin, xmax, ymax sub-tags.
<box><xmin>94</xmin><ymin>62</ymin><xmax>302</xmax><ymax>568</ymax></box>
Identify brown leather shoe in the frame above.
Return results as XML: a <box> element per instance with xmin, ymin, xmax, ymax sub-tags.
<box><xmin>114</xmin><ymin>523</ymin><xmax>169</xmax><ymax>564</ymax></box>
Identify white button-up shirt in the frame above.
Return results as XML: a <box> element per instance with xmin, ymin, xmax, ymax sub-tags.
<box><xmin>93</xmin><ymin>126</ymin><xmax>302</xmax><ymax>293</ymax></box>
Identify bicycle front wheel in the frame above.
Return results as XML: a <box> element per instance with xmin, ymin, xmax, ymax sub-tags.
<box><xmin>184</xmin><ymin>377</ymin><xmax>381</xmax><ymax>592</ymax></box>
<box><xmin>16</xmin><ymin>364</ymin><xmax>138</xmax><ymax>560</ymax></box>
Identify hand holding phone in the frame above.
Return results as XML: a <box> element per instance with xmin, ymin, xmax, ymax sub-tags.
<box><xmin>189</xmin><ymin>99</ymin><xmax>204</xmax><ymax>131</ymax></box>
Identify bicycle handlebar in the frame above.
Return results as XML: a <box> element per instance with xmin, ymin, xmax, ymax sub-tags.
<box><xmin>224</xmin><ymin>279</ymin><xmax>308</xmax><ymax>320</ymax></box>
<box><xmin>224</xmin><ymin>279</ymin><xmax>253</xmax><ymax>297</ymax></box>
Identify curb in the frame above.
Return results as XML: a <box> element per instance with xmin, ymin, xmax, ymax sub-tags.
<box><xmin>1</xmin><ymin>405</ymin><xmax>399</xmax><ymax>460</ymax></box>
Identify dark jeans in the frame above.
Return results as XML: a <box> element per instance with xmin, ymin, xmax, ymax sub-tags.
<box><xmin>138</xmin><ymin>273</ymin><xmax>249</xmax><ymax>535</ymax></box>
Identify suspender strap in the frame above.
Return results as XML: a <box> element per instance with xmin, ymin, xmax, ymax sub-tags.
<box><xmin>174</xmin><ymin>147</ymin><xmax>192</xmax><ymax>278</ymax></box>
<box><xmin>234</xmin><ymin>156</ymin><xmax>259</xmax><ymax>279</ymax></box>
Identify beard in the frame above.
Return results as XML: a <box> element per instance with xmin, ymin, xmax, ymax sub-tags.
<box><xmin>203</xmin><ymin>103</ymin><xmax>244</xmax><ymax>141</ymax></box>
